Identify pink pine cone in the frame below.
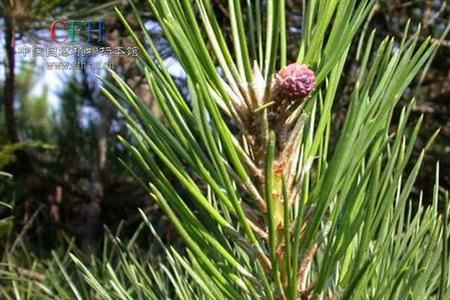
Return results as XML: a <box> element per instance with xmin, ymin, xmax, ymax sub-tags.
<box><xmin>272</xmin><ymin>63</ymin><xmax>316</xmax><ymax>101</ymax></box>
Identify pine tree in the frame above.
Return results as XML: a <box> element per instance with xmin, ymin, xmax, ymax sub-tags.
<box><xmin>100</xmin><ymin>1</ymin><xmax>450</xmax><ymax>299</ymax></box>
<box><xmin>1</xmin><ymin>1</ymin><xmax>449</xmax><ymax>299</ymax></box>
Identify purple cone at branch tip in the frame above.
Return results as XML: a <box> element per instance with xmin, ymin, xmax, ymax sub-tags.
<box><xmin>272</xmin><ymin>63</ymin><xmax>316</xmax><ymax>101</ymax></box>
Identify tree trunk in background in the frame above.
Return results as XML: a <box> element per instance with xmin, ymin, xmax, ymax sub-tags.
<box><xmin>3</xmin><ymin>16</ymin><xmax>19</xmax><ymax>143</ymax></box>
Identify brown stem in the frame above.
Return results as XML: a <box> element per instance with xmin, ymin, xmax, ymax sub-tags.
<box><xmin>298</xmin><ymin>243</ymin><xmax>319</xmax><ymax>292</ymax></box>
<box><xmin>3</xmin><ymin>15</ymin><xmax>19</xmax><ymax>143</ymax></box>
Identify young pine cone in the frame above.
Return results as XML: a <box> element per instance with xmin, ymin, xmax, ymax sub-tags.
<box><xmin>271</xmin><ymin>63</ymin><xmax>316</xmax><ymax>103</ymax></box>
